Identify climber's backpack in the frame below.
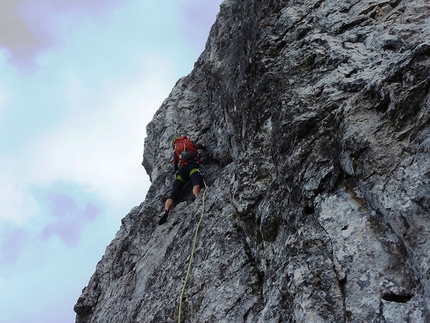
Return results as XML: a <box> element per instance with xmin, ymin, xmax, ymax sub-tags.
<box><xmin>174</xmin><ymin>136</ymin><xmax>197</xmax><ymax>162</ymax></box>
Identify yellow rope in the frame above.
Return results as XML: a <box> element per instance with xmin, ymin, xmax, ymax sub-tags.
<box><xmin>178</xmin><ymin>181</ymin><xmax>208</xmax><ymax>323</ymax></box>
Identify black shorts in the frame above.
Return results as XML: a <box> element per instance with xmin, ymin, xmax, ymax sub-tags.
<box><xmin>169</xmin><ymin>162</ymin><xmax>203</xmax><ymax>203</ymax></box>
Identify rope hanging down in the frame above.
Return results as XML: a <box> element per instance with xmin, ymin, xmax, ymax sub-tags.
<box><xmin>178</xmin><ymin>181</ymin><xmax>209</xmax><ymax>323</ymax></box>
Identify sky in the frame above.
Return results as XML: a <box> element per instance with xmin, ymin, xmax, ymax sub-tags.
<box><xmin>0</xmin><ymin>0</ymin><xmax>222</xmax><ymax>322</ymax></box>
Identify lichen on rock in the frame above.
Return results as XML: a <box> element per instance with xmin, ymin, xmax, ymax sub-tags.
<box><xmin>75</xmin><ymin>0</ymin><xmax>430</xmax><ymax>322</ymax></box>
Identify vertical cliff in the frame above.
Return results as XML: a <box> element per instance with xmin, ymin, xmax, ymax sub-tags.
<box><xmin>75</xmin><ymin>0</ymin><xmax>430</xmax><ymax>322</ymax></box>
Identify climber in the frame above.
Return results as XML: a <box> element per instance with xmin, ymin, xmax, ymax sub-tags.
<box><xmin>158</xmin><ymin>135</ymin><xmax>206</xmax><ymax>225</ymax></box>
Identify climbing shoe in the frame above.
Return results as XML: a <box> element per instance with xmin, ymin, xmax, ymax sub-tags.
<box><xmin>158</xmin><ymin>210</ymin><xmax>169</xmax><ymax>225</ymax></box>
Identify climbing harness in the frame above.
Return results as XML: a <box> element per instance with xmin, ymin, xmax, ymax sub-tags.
<box><xmin>177</xmin><ymin>180</ymin><xmax>213</xmax><ymax>323</ymax></box>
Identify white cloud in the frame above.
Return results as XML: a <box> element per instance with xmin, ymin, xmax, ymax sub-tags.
<box><xmin>0</xmin><ymin>0</ymin><xmax>126</xmax><ymax>67</ymax></box>
<box><xmin>28</xmin><ymin>54</ymin><xmax>172</xmax><ymax>210</ymax></box>
<box><xmin>0</xmin><ymin>160</ymin><xmax>40</xmax><ymax>223</ymax></box>
<box><xmin>0</xmin><ymin>53</ymin><xmax>174</xmax><ymax>224</ymax></box>
<box><xmin>0</xmin><ymin>85</ymin><xmax>8</xmax><ymax>116</ymax></box>
<box><xmin>0</xmin><ymin>0</ymin><xmax>220</xmax><ymax>322</ymax></box>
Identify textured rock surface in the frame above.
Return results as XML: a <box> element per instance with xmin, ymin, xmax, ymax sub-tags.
<box><xmin>75</xmin><ymin>0</ymin><xmax>430</xmax><ymax>322</ymax></box>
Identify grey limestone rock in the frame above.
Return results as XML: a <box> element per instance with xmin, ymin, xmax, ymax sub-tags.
<box><xmin>75</xmin><ymin>0</ymin><xmax>430</xmax><ymax>322</ymax></box>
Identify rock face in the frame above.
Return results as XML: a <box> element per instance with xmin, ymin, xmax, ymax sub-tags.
<box><xmin>74</xmin><ymin>0</ymin><xmax>430</xmax><ymax>322</ymax></box>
